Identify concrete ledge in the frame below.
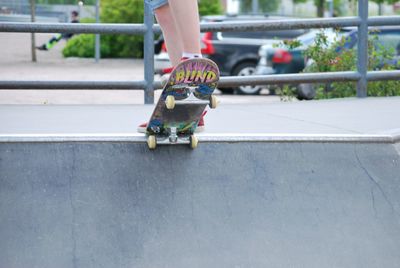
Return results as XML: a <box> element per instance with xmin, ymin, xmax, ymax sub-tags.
<box><xmin>1</xmin><ymin>140</ymin><xmax>400</xmax><ymax>268</ymax></box>
<box><xmin>0</xmin><ymin>133</ymin><xmax>399</xmax><ymax>144</ymax></box>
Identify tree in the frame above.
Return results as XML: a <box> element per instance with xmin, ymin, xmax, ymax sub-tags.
<box><xmin>305</xmin><ymin>0</ymin><xmax>344</xmax><ymax>18</ymax></box>
<box><xmin>240</xmin><ymin>0</ymin><xmax>280</xmax><ymax>14</ymax></box>
<box><xmin>63</xmin><ymin>0</ymin><xmax>144</xmax><ymax>58</ymax></box>
<box><xmin>314</xmin><ymin>0</ymin><xmax>324</xmax><ymax>17</ymax></box>
<box><xmin>63</xmin><ymin>0</ymin><xmax>224</xmax><ymax>58</ymax></box>
<box><xmin>371</xmin><ymin>0</ymin><xmax>398</xmax><ymax>15</ymax></box>
<box><xmin>199</xmin><ymin>0</ymin><xmax>223</xmax><ymax>16</ymax></box>
<box><xmin>99</xmin><ymin>0</ymin><xmax>144</xmax><ymax>58</ymax></box>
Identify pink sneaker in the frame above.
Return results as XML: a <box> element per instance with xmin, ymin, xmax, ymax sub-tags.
<box><xmin>161</xmin><ymin>57</ymin><xmax>192</xmax><ymax>75</ymax></box>
<box><xmin>161</xmin><ymin>66</ymin><xmax>174</xmax><ymax>74</ymax></box>
<box><xmin>137</xmin><ymin>122</ymin><xmax>148</xmax><ymax>133</ymax></box>
<box><xmin>196</xmin><ymin>110</ymin><xmax>207</xmax><ymax>132</ymax></box>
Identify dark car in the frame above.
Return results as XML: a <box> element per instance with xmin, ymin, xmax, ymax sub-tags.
<box><xmin>154</xmin><ymin>14</ymin><xmax>307</xmax><ymax>94</ymax></box>
<box><xmin>256</xmin><ymin>26</ymin><xmax>400</xmax><ymax>99</ymax></box>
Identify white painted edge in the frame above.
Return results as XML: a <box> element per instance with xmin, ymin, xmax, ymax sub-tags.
<box><xmin>0</xmin><ymin>133</ymin><xmax>398</xmax><ymax>143</ymax></box>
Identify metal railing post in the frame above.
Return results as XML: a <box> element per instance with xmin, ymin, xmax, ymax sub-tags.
<box><xmin>143</xmin><ymin>2</ymin><xmax>154</xmax><ymax>104</ymax></box>
<box><xmin>252</xmin><ymin>0</ymin><xmax>259</xmax><ymax>15</ymax></box>
<box><xmin>357</xmin><ymin>0</ymin><xmax>368</xmax><ymax>97</ymax></box>
<box><xmin>95</xmin><ymin>0</ymin><xmax>101</xmax><ymax>63</ymax></box>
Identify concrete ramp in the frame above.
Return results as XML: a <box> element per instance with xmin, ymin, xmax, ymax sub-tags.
<box><xmin>1</xmin><ymin>137</ymin><xmax>400</xmax><ymax>268</ymax></box>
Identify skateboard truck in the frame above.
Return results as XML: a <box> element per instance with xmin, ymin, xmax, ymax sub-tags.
<box><xmin>169</xmin><ymin>127</ymin><xmax>178</xmax><ymax>143</ymax></box>
<box><xmin>147</xmin><ymin>130</ymin><xmax>198</xmax><ymax>150</ymax></box>
<box><xmin>165</xmin><ymin>87</ymin><xmax>218</xmax><ymax>110</ymax></box>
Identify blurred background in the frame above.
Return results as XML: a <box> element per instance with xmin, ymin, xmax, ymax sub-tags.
<box><xmin>0</xmin><ymin>0</ymin><xmax>399</xmax><ymax>104</ymax></box>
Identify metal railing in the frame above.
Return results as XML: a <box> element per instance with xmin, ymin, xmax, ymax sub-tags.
<box><xmin>0</xmin><ymin>0</ymin><xmax>399</xmax><ymax>104</ymax></box>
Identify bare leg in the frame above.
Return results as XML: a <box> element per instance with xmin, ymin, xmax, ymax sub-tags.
<box><xmin>154</xmin><ymin>4</ymin><xmax>183</xmax><ymax>67</ymax></box>
<box><xmin>137</xmin><ymin>1</ymin><xmax>206</xmax><ymax>133</ymax></box>
<box><xmin>167</xmin><ymin>0</ymin><xmax>201</xmax><ymax>55</ymax></box>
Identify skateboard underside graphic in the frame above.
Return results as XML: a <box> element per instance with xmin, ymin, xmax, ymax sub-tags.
<box><xmin>146</xmin><ymin>58</ymin><xmax>220</xmax><ymax>149</ymax></box>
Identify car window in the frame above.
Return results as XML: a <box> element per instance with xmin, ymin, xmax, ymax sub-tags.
<box><xmin>296</xmin><ymin>29</ymin><xmax>343</xmax><ymax>47</ymax></box>
<box><xmin>296</xmin><ymin>31</ymin><xmax>319</xmax><ymax>46</ymax></box>
<box><xmin>374</xmin><ymin>31</ymin><xmax>400</xmax><ymax>55</ymax></box>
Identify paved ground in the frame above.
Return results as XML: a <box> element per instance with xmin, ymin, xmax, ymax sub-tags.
<box><xmin>1</xmin><ymin>97</ymin><xmax>400</xmax><ymax>136</ymax></box>
<box><xmin>0</xmin><ymin>32</ymin><xmax>280</xmax><ymax>105</ymax></box>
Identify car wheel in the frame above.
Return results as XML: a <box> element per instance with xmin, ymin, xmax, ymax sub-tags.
<box><xmin>297</xmin><ymin>83</ymin><xmax>316</xmax><ymax>100</ymax></box>
<box><xmin>232</xmin><ymin>62</ymin><xmax>262</xmax><ymax>95</ymax></box>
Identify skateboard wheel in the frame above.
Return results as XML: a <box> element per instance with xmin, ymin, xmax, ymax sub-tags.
<box><xmin>190</xmin><ymin>135</ymin><xmax>198</xmax><ymax>149</ymax></box>
<box><xmin>209</xmin><ymin>95</ymin><xmax>218</xmax><ymax>109</ymax></box>
<box><xmin>147</xmin><ymin>135</ymin><xmax>157</xmax><ymax>149</ymax></box>
<box><xmin>165</xmin><ymin>95</ymin><xmax>175</xmax><ymax>110</ymax></box>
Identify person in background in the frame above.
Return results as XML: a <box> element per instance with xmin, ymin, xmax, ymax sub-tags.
<box><xmin>36</xmin><ymin>10</ymin><xmax>80</xmax><ymax>51</ymax></box>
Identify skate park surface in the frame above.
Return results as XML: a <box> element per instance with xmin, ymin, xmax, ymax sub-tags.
<box><xmin>1</xmin><ymin>97</ymin><xmax>400</xmax><ymax>268</ymax></box>
<box><xmin>1</xmin><ymin>30</ymin><xmax>400</xmax><ymax>268</ymax></box>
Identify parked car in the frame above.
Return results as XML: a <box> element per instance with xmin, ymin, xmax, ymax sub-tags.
<box><xmin>256</xmin><ymin>28</ymin><xmax>354</xmax><ymax>76</ymax></box>
<box><xmin>256</xmin><ymin>26</ymin><xmax>400</xmax><ymax>99</ymax></box>
<box><xmin>154</xmin><ymin>14</ymin><xmax>308</xmax><ymax>95</ymax></box>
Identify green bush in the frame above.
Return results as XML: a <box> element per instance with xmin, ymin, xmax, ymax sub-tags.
<box><xmin>62</xmin><ymin>34</ymin><xmax>112</xmax><ymax>58</ymax></box>
<box><xmin>63</xmin><ymin>18</ymin><xmax>110</xmax><ymax>58</ymax></box>
<box><xmin>279</xmin><ymin>30</ymin><xmax>400</xmax><ymax>99</ymax></box>
<box><xmin>99</xmin><ymin>0</ymin><xmax>144</xmax><ymax>58</ymax></box>
<box><xmin>240</xmin><ymin>0</ymin><xmax>279</xmax><ymax>13</ymax></box>
<box><xmin>37</xmin><ymin>0</ymin><xmax>96</xmax><ymax>4</ymax></box>
<box><xmin>63</xmin><ymin>0</ymin><xmax>222</xmax><ymax>58</ymax></box>
<box><xmin>199</xmin><ymin>0</ymin><xmax>223</xmax><ymax>16</ymax></box>
<box><xmin>63</xmin><ymin>0</ymin><xmax>144</xmax><ymax>58</ymax></box>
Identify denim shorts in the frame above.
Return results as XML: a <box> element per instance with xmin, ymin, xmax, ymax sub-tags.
<box><xmin>145</xmin><ymin>0</ymin><xmax>168</xmax><ymax>11</ymax></box>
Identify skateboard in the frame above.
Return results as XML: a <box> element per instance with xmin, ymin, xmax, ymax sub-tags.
<box><xmin>146</xmin><ymin>58</ymin><xmax>220</xmax><ymax>149</ymax></box>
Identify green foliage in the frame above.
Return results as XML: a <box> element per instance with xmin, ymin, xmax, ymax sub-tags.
<box><xmin>100</xmin><ymin>0</ymin><xmax>144</xmax><ymax>58</ymax></box>
<box><xmin>299</xmin><ymin>31</ymin><xmax>400</xmax><ymax>99</ymax></box>
<box><xmin>370</xmin><ymin>0</ymin><xmax>398</xmax><ymax>4</ymax></box>
<box><xmin>63</xmin><ymin>0</ymin><xmax>144</xmax><ymax>58</ymax></box>
<box><xmin>311</xmin><ymin>0</ymin><xmax>346</xmax><ymax>17</ymax></box>
<box><xmin>63</xmin><ymin>18</ymin><xmax>95</xmax><ymax>57</ymax></box>
<box><xmin>311</xmin><ymin>0</ymin><xmax>395</xmax><ymax>17</ymax></box>
<box><xmin>240</xmin><ymin>0</ymin><xmax>279</xmax><ymax>13</ymax></box>
<box><xmin>79</xmin><ymin>17</ymin><xmax>96</xmax><ymax>23</ymax></box>
<box><xmin>199</xmin><ymin>0</ymin><xmax>223</xmax><ymax>16</ymax></box>
<box><xmin>280</xmin><ymin>39</ymin><xmax>303</xmax><ymax>50</ymax></box>
<box><xmin>62</xmin><ymin>0</ymin><xmax>223</xmax><ymax>58</ymax></box>
<box><xmin>293</xmin><ymin>0</ymin><xmax>308</xmax><ymax>3</ymax></box>
<box><xmin>62</xmin><ymin>34</ymin><xmax>111</xmax><ymax>57</ymax></box>
<box><xmin>36</xmin><ymin>0</ymin><xmax>96</xmax><ymax>4</ymax></box>
<box><xmin>277</xmin><ymin>85</ymin><xmax>297</xmax><ymax>102</ymax></box>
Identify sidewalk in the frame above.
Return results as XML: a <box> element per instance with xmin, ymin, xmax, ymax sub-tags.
<box><xmin>0</xmin><ymin>33</ymin><xmax>150</xmax><ymax>104</ymax></box>
<box><xmin>0</xmin><ymin>32</ymin><xmax>280</xmax><ymax>105</ymax></box>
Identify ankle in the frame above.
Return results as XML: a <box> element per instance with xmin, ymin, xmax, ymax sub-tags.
<box><xmin>182</xmin><ymin>52</ymin><xmax>203</xmax><ymax>59</ymax></box>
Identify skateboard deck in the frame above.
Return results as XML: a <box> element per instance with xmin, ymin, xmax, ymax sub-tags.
<box><xmin>146</xmin><ymin>58</ymin><xmax>220</xmax><ymax>149</ymax></box>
